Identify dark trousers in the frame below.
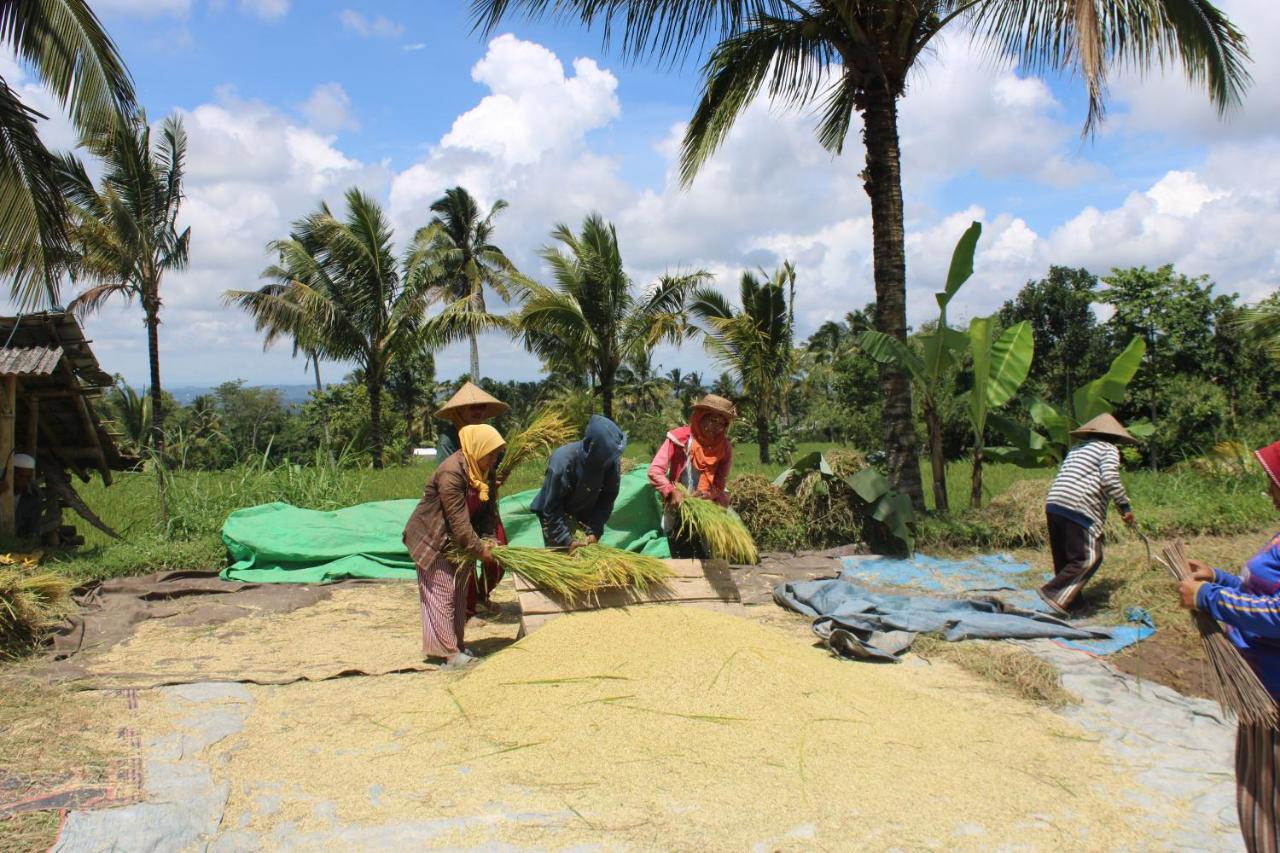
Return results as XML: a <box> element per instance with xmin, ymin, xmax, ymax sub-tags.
<box><xmin>1040</xmin><ymin>512</ymin><xmax>1103</xmax><ymax>610</ymax></box>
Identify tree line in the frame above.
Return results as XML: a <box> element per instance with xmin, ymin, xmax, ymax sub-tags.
<box><xmin>3</xmin><ymin>0</ymin><xmax>1271</xmax><ymax>513</ymax></box>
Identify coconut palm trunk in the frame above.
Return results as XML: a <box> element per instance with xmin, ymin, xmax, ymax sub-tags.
<box><xmin>756</xmin><ymin>411</ymin><xmax>770</xmax><ymax>464</ymax></box>
<box><xmin>143</xmin><ymin>288</ymin><xmax>168</xmax><ymax>526</ymax></box>
<box><xmin>366</xmin><ymin>367</ymin><xmax>384</xmax><ymax>469</ymax></box>
<box><xmin>862</xmin><ymin>87</ymin><xmax>924</xmax><ymax>509</ymax></box>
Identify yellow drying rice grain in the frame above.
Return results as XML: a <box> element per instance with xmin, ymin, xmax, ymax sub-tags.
<box><xmin>199</xmin><ymin>606</ymin><xmax>1175</xmax><ymax>850</ymax></box>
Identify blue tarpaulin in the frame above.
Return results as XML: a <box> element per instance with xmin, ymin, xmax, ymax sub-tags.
<box><xmin>774</xmin><ymin>579</ymin><xmax>1111</xmax><ymax>661</ymax></box>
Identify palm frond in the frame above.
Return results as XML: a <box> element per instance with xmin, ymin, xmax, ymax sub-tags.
<box><xmin>0</xmin><ymin>76</ymin><xmax>66</xmax><ymax>308</ymax></box>
<box><xmin>968</xmin><ymin>0</ymin><xmax>1250</xmax><ymax>134</ymax></box>
<box><xmin>0</xmin><ymin>0</ymin><xmax>136</xmax><ymax>137</ymax></box>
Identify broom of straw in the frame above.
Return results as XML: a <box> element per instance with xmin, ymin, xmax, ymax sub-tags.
<box><xmin>496</xmin><ymin>410</ymin><xmax>576</xmax><ymax>482</ymax></box>
<box><xmin>675</xmin><ymin>488</ymin><xmax>759</xmax><ymax>565</ymax></box>
<box><xmin>1158</xmin><ymin>540</ymin><xmax>1277</xmax><ymax>728</ymax></box>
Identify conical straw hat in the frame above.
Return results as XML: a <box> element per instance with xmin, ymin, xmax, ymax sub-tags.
<box><xmin>434</xmin><ymin>381</ymin><xmax>509</xmax><ymax>423</ymax></box>
<box><xmin>1069</xmin><ymin>413</ymin><xmax>1139</xmax><ymax>445</ymax></box>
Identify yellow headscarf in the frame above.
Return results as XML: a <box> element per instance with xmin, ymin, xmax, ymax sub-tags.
<box><xmin>458</xmin><ymin>424</ymin><xmax>506</xmax><ymax>502</ymax></box>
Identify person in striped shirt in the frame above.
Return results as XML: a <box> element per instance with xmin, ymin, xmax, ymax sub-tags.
<box><xmin>1038</xmin><ymin>413</ymin><xmax>1140</xmax><ymax>616</ymax></box>
<box><xmin>1178</xmin><ymin>439</ymin><xmax>1280</xmax><ymax>853</ymax></box>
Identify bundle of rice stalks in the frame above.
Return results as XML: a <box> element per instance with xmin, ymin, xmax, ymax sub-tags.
<box><xmin>0</xmin><ymin>569</ymin><xmax>74</xmax><ymax>655</ymax></box>
<box><xmin>1158</xmin><ymin>540</ymin><xmax>1277</xmax><ymax>728</ymax></box>
<box><xmin>676</xmin><ymin>488</ymin><xmax>759</xmax><ymax>565</ymax></box>
<box><xmin>572</xmin><ymin>544</ymin><xmax>673</xmax><ymax>592</ymax></box>
<box><xmin>728</xmin><ymin>475</ymin><xmax>804</xmax><ymax>551</ymax></box>
<box><xmin>497</xmin><ymin>409</ymin><xmax>577</xmax><ymax>481</ymax></box>
<box><xmin>452</xmin><ymin>544</ymin><xmax>598</xmax><ymax>599</ymax></box>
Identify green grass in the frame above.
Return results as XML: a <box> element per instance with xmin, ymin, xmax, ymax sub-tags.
<box><xmin>35</xmin><ymin>443</ymin><xmax>1277</xmax><ymax>586</ymax></box>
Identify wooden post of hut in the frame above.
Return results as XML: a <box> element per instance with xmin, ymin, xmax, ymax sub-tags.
<box><xmin>0</xmin><ymin>375</ymin><xmax>14</xmax><ymax>536</ymax></box>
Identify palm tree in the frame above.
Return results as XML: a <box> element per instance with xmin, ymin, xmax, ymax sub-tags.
<box><xmin>61</xmin><ymin>113</ymin><xmax>190</xmax><ymax>465</ymax></box>
<box><xmin>617</xmin><ymin>351</ymin><xmax>670</xmax><ymax>413</ymax></box>
<box><xmin>473</xmin><ymin>0</ymin><xmax>1251</xmax><ymax>508</ymax></box>
<box><xmin>1</xmin><ymin>0</ymin><xmax>136</xmax><ymax>308</ymax></box>
<box><xmin>417</xmin><ymin>186</ymin><xmax>519</xmax><ymax>380</ymax></box>
<box><xmin>690</xmin><ymin>261</ymin><xmax>796</xmax><ymax>463</ymax></box>
<box><xmin>1241</xmin><ymin>295</ymin><xmax>1280</xmax><ymax>365</ymax></box>
<box><xmin>516</xmin><ymin>213</ymin><xmax>707</xmax><ymax>420</ymax></box>
<box><xmin>223</xmin><ymin>188</ymin><xmax>435</xmax><ymax>468</ymax></box>
<box><xmin>230</xmin><ymin>242</ymin><xmax>335</xmax><ymax>456</ymax></box>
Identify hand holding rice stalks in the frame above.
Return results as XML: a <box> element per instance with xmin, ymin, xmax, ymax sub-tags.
<box><xmin>675</xmin><ymin>488</ymin><xmax>758</xmax><ymax>565</ymax></box>
<box><xmin>497</xmin><ymin>409</ymin><xmax>577</xmax><ymax>481</ymax></box>
<box><xmin>1159</xmin><ymin>540</ymin><xmax>1277</xmax><ymax>728</ymax></box>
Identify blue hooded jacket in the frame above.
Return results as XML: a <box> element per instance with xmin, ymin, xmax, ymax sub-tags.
<box><xmin>529</xmin><ymin>415</ymin><xmax>627</xmax><ymax>547</ymax></box>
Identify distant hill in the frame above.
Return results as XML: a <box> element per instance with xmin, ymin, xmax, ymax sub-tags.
<box><xmin>167</xmin><ymin>384</ymin><xmax>319</xmax><ymax>406</ymax></box>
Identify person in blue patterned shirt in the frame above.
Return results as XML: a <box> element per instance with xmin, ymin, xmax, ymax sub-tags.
<box><xmin>1180</xmin><ymin>439</ymin><xmax>1280</xmax><ymax>853</ymax></box>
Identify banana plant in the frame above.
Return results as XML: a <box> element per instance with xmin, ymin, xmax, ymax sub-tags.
<box><xmin>966</xmin><ymin>318</ymin><xmax>1034</xmax><ymax>507</ymax></box>
<box><xmin>988</xmin><ymin>336</ymin><xmax>1152</xmax><ymax>467</ymax></box>
<box><xmin>858</xmin><ymin>221</ymin><xmax>980</xmax><ymax>513</ymax></box>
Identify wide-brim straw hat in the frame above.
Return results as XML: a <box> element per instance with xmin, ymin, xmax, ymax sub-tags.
<box><xmin>692</xmin><ymin>394</ymin><xmax>738</xmax><ymax>422</ymax></box>
<box><xmin>1069</xmin><ymin>413</ymin><xmax>1139</xmax><ymax>445</ymax></box>
<box><xmin>434</xmin><ymin>381</ymin><xmax>509</xmax><ymax>422</ymax></box>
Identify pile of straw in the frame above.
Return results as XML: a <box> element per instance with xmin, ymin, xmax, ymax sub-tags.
<box><xmin>0</xmin><ymin>562</ymin><xmax>74</xmax><ymax>655</ymax></box>
<box><xmin>496</xmin><ymin>410</ymin><xmax>576</xmax><ymax>481</ymax></box>
<box><xmin>453</xmin><ymin>543</ymin><xmax>673</xmax><ymax>600</ymax></box>
<box><xmin>676</xmin><ymin>489</ymin><xmax>758</xmax><ymax>564</ymax></box>
<box><xmin>1158</xmin><ymin>540</ymin><xmax>1277</xmax><ymax>727</ymax></box>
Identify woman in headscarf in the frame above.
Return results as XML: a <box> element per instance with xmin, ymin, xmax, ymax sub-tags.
<box><xmin>648</xmin><ymin>394</ymin><xmax>737</xmax><ymax>558</ymax></box>
<box><xmin>403</xmin><ymin>424</ymin><xmax>506</xmax><ymax>669</ymax></box>
<box><xmin>530</xmin><ymin>415</ymin><xmax>627</xmax><ymax>549</ymax></box>
<box><xmin>432</xmin><ymin>381</ymin><xmax>510</xmax><ymax>617</ymax></box>
<box><xmin>1178</xmin><ymin>439</ymin><xmax>1280</xmax><ymax>853</ymax></box>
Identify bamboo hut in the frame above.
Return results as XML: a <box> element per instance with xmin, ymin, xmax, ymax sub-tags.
<box><xmin>0</xmin><ymin>312</ymin><xmax>132</xmax><ymax>545</ymax></box>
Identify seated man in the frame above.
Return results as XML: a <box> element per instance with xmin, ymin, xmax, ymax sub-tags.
<box><xmin>530</xmin><ymin>416</ymin><xmax>627</xmax><ymax>549</ymax></box>
<box><xmin>3</xmin><ymin>453</ymin><xmax>43</xmax><ymax>539</ymax></box>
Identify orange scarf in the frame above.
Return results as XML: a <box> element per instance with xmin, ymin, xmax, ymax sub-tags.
<box><xmin>689</xmin><ymin>410</ymin><xmax>728</xmax><ymax>493</ymax></box>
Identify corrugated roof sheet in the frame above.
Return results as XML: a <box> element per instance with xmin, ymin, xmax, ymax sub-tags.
<box><xmin>0</xmin><ymin>345</ymin><xmax>63</xmax><ymax>376</ymax></box>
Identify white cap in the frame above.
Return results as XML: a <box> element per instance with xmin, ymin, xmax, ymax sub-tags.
<box><xmin>13</xmin><ymin>453</ymin><xmax>35</xmax><ymax>469</ymax></box>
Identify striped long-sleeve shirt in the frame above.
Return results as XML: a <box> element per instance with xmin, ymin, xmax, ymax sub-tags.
<box><xmin>1045</xmin><ymin>439</ymin><xmax>1132</xmax><ymax>529</ymax></box>
<box><xmin>1197</xmin><ymin>531</ymin><xmax>1280</xmax><ymax>698</ymax></box>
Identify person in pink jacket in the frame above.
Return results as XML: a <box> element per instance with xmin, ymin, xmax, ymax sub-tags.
<box><xmin>648</xmin><ymin>394</ymin><xmax>737</xmax><ymax>557</ymax></box>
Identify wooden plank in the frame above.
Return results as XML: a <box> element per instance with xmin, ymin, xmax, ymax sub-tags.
<box><xmin>0</xmin><ymin>375</ymin><xmax>14</xmax><ymax>536</ymax></box>
<box><xmin>26</xmin><ymin>397</ymin><xmax>37</xmax><ymax>458</ymax></box>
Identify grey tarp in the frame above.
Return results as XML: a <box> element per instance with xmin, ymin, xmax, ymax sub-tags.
<box><xmin>774</xmin><ymin>579</ymin><xmax>1110</xmax><ymax>661</ymax></box>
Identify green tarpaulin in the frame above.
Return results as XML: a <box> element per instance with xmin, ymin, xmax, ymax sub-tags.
<box><xmin>220</xmin><ymin>468</ymin><xmax>671</xmax><ymax>584</ymax></box>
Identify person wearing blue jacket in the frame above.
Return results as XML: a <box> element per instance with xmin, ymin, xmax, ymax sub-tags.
<box><xmin>1179</xmin><ymin>439</ymin><xmax>1280</xmax><ymax>853</ymax></box>
<box><xmin>530</xmin><ymin>415</ymin><xmax>627</xmax><ymax>549</ymax></box>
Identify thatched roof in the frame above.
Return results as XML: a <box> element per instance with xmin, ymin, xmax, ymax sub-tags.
<box><xmin>0</xmin><ymin>312</ymin><xmax>130</xmax><ymax>484</ymax></box>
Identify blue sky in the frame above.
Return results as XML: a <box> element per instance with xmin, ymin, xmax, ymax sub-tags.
<box><xmin>6</xmin><ymin>0</ymin><xmax>1278</xmax><ymax>388</ymax></box>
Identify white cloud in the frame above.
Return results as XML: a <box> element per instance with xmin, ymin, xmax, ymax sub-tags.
<box><xmin>239</xmin><ymin>0</ymin><xmax>288</xmax><ymax>21</ymax></box>
<box><xmin>403</xmin><ymin>43</ymin><xmax>426</xmax><ymax>52</ymax></box>
<box><xmin>338</xmin><ymin>9</ymin><xmax>403</xmax><ymax>38</ymax></box>
<box><xmin>12</xmin><ymin>25</ymin><xmax>1277</xmax><ymax>387</ymax></box>
<box><xmin>300</xmin><ymin>82</ymin><xmax>357</xmax><ymax>133</ymax></box>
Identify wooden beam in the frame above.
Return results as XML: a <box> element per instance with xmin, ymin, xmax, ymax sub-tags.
<box><xmin>1</xmin><ymin>375</ymin><xmax>15</xmax><ymax>536</ymax></box>
<box><xmin>26</xmin><ymin>397</ymin><xmax>38</xmax><ymax>458</ymax></box>
<box><xmin>49</xmin><ymin>337</ymin><xmax>111</xmax><ymax>486</ymax></box>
